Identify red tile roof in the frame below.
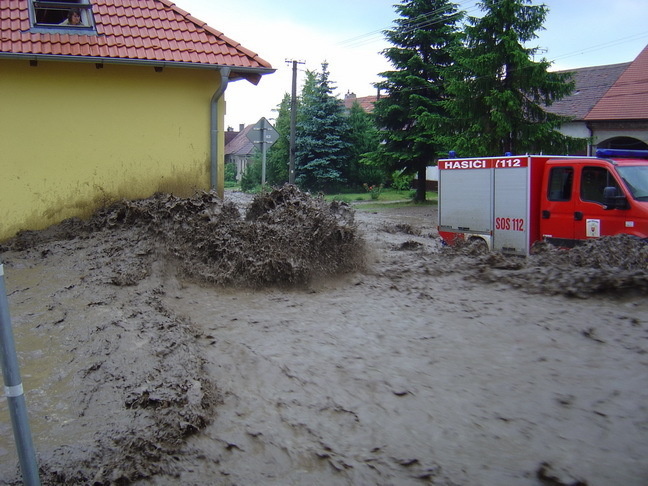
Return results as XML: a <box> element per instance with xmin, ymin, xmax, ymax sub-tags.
<box><xmin>545</xmin><ymin>62</ymin><xmax>631</xmax><ymax>120</ymax></box>
<box><xmin>586</xmin><ymin>44</ymin><xmax>648</xmax><ymax>121</ymax></box>
<box><xmin>343</xmin><ymin>92</ymin><xmax>379</xmax><ymax>113</ymax></box>
<box><xmin>0</xmin><ymin>0</ymin><xmax>273</xmax><ymax>82</ymax></box>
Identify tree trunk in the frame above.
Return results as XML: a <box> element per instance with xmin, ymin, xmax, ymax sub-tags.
<box><xmin>415</xmin><ymin>164</ymin><xmax>427</xmax><ymax>202</ymax></box>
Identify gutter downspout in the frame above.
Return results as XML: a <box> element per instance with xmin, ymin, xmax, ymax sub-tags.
<box><xmin>211</xmin><ymin>67</ymin><xmax>231</xmax><ymax>198</ymax></box>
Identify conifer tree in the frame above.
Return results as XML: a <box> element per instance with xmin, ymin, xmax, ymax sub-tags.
<box><xmin>447</xmin><ymin>0</ymin><xmax>585</xmax><ymax>156</ymax></box>
<box><xmin>295</xmin><ymin>63</ymin><xmax>351</xmax><ymax>191</ymax></box>
<box><xmin>371</xmin><ymin>0</ymin><xmax>462</xmax><ymax>202</ymax></box>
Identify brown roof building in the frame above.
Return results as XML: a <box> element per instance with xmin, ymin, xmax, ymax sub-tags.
<box><xmin>547</xmin><ymin>45</ymin><xmax>648</xmax><ymax>153</ymax></box>
<box><xmin>225</xmin><ymin>124</ymin><xmax>256</xmax><ymax>181</ymax></box>
<box><xmin>547</xmin><ymin>62</ymin><xmax>631</xmax><ymax>121</ymax></box>
<box><xmin>344</xmin><ymin>91</ymin><xmax>379</xmax><ymax>113</ymax></box>
<box><xmin>587</xmin><ymin>45</ymin><xmax>648</xmax><ymax>121</ymax></box>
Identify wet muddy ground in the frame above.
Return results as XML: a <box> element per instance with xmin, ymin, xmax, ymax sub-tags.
<box><xmin>0</xmin><ymin>186</ymin><xmax>647</xmax><ymax>485</ymax></box>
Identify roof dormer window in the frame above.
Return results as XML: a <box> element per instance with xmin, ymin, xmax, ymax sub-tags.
<box><xmin>30</xmin><ymin>1</ymin><xmax>95</xmax><ymax>31</ymax></box>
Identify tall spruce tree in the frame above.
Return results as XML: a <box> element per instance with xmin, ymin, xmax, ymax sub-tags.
<box><xmin>447</xmin><ymin>0</ymin><xmax>585</xmax><ymax>156</ymax></box>
<box><xmin>370</xmin><ymin>0</ymin><xmax>462</xmax><ymax>202</ymax></box>
<box><xmin>295</xmin><ymin>63</ymin><xmax>350</xmax><ymax>191</ymax></box>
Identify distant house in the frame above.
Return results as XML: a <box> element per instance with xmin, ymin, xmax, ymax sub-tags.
<box><xmin>344</xmin><ymin>91</ymin><xmax>379</xmax><ymax>113</ymax></box>
<box><xmin>0</xmin><ymin>0</ymin><xmax>274</xmax><ymax>241</ymax></box>
<box><xmin>225</xmin><ymin>124</ymin><xmax>256</xmax><ymax>181</ymax></box>
<box><xmin>225</xmin><ymin>125</ymin><xmax>242</xmax><ymax>146</ymax></box>
<box><xmin>547</xmin><ymin>44</ymin><xmax>648</xmax><ymax>154</ymax></box>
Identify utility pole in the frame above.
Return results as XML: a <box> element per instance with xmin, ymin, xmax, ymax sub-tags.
<box><xmin>286</xmin><ymin>59</ymin><xmax>304</xmax><ymax>185</ymax></box>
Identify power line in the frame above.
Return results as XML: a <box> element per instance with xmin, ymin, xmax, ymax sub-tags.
<box><xmin>335</xmin><ymin>1</ymin><xmax>647</xmax><ymax>67</ymax></box>
<box><xmin>549</xmin><ymin>31</ymin><xmax>648</xmax><ymax>63</ymax></box>
<box><xmin>326</xmin><ymin>1</ymin><xmax>647</xmax><ymax>102</ymax></box>
<box><xmin>374</xmin><ymin>40</ymin><xmax>647</xmax><ymax>98</ymax></box>
<box><xmin>335</xmin><ymin>0</ymin><xmax>488</xmax><ymax>49</ymax></box>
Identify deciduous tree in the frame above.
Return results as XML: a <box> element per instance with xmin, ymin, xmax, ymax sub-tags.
<box><xmin>346</xmin><ymin>100</ymin><xmax>382</xmax><ymax>187</ymax></box>
<box><xmin>266</xmin><ymin>93</ymin><xmax>292</xmax><ymax>186</ymax></box>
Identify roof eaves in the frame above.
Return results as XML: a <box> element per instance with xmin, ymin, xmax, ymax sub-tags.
<box><xmin>0</xmin><ymin>51</ymin><xmax>275</xmax><ymax>77</ymax></box>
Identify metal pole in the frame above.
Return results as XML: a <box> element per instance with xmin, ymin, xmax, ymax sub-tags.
<box><xmin>0</xmin><ymin>263</ymin><xmax>41</xmax><ymax>486</ymax></box>
<box><xmin>261</xmin><ymin>118</ymin><xmax>267</xmax><ymax>187</ymax></box>
<box><xmin>289</xmin><ymin>60</ymin><xmax>298</xmax><ymax>185</ymax></box>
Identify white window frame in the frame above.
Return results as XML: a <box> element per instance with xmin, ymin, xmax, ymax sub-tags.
<box><xmin>29</xmin><ymin>0</ymin><xmax>96</xmax><ymax>33</ymax></box>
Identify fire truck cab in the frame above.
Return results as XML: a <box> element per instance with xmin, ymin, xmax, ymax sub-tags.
<box><xmin>437</xmin><ymin>149</ymin><xmax>648</xmax><ymax>255</ymax></box>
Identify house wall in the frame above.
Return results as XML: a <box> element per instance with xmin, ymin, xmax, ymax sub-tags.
<box><xmin>557</xmin><ymin>121</ymin><xmax>648</xmax><ymax>154</ymax></box>
<box><xmin>590</xmin><ymin>124</ymin><xmax>648</xmax><ymax>149</ymax></box>
<box><xmin>557</xmin><ymin>121</ymin><xmax>592</xmax><ymax>140</ymax></box>
<box><xmin>234</xmin><ymin>155</ymin><xmax>251</xmax><ymax>182</ymax></box>
<box><xmin>225</xmin><ymin>154</ymin><xmax>252</xmax><ymax>182</ymax></box>
<box><xmin>0</xmin><ymin>59</ymin><xmax>224</xmax><ymax>241</ymax></box>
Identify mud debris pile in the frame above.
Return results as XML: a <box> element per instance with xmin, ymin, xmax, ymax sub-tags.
<box><xmin>439</xmin><ymin>234</ymin><xmax>648</xmax><ymax>297</ymax></box>
<box><xmin>88</xmin><ymin>185</ymin><xmax>365</xmax><ymax>287</ymax></box>
<box><xmin>38</xmin><ymin>291</ymin><xmax>218</xmax><ymax>485</ymax></box>
<box><xmin>0</xmin><ymin>186</ymin><xmax>365</xmax><ymax>485</ymax></box>
<box><xmin>2</xmin><ymin>185</ymin><xmax>364</xmax><ymax>288</ymax></box>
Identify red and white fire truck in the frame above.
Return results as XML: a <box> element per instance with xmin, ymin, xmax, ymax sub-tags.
<box><xmin>437</xmin><ymin>149</ymin><xmax>648</xmax><ymax>255</ymax></box>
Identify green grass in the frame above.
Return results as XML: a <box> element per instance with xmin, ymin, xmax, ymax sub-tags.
<box><xmin>227</xmin><ymin>185</ymin><xmax>438</xmax><ymax>209</ymax></box>
<box><xmin>354</xmin><ymin>199</ymin><xmax>437</xmax><ymax>211</ymax></box>
<box><xmin>324</xmin><ymin>189</ymin><xmax>438</xmax><ymax>208</ymax></box>
<box><xmin>324</xmin><ymin>188</ymin><xmax>411</xmax><ymax>203</ymax></box>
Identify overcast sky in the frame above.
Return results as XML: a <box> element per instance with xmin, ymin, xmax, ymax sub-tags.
<box><xmin>178</xmin><ymin>0</ymin><xmax>648</xmax><ymax>130</ymax></box>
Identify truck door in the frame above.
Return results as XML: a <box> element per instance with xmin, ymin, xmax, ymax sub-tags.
<box><xmin>540</xmin><ymin>165</ymin><xmax>576</xmax><ymax>246</ymax></box>
<box><xmin>438</xmin><ymin>160</ymin><xmax>493</xmax><ymax>236</ymax></box>
<box><xmin>576</xmin><ymin>165</ymin><xmax>628</xmax><ymax>238</ymax></box>
<box><xmin>492</xmin><ymin>158</ymin><xmax>530</xmax><ymax>255</ymax></box>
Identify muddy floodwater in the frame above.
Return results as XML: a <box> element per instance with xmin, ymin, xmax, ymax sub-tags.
<box><xmin>1</xmin><ymin>186</ymin><xmax>647</xmax><ymax>486</ymax></box>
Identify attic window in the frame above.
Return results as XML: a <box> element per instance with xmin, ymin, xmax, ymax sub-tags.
<box><xmin>31</xmin><ymin>0</ymin><xmax>95</xmax><ymax>30</ymax></box>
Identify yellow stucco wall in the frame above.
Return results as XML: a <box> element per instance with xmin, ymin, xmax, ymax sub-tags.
<box><xmin>0</xmin><ymin>59</ymin><xmax>225</xmax><ymax>241</ymax></box>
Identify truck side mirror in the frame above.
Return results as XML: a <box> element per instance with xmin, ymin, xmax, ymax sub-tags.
<box><xmin>603</xmin><ymin>186</ymin><xmax>628</xmax><ymax>210</ymax></box>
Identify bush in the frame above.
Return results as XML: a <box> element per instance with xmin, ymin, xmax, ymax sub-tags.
<box><xmin>224</xmin><ymin>162</ymin><xmax>237</xmax><ymax>182</ymax></box>
<box><xmin>391</xmin><ymin>170</ymin><xmax>414</xmax><ymax>191</ymax></box>
<box><xmin>240</xmin><ymin>157</ymin><xmax>262</xmax><ymax>192</ymax></box>
<box><xmin>363</xmin><ymin>183</ymin><xmax>383</xmax><ymax>200</ymax></box>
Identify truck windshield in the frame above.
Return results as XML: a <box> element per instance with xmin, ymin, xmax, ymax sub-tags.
<box><xmin>617</xmin><ymin>166</ymin><xmax>648</xmax><ymax>201</ymax></box>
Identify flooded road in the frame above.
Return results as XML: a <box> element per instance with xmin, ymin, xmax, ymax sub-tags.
<box><xmin>1</xmin><ymin>260</ymin><xmax>85</xmax><ymax>461</ymax></box>
<box><xmin>1</xmin><ymin>188</ymin><xmax>647</xmax><ymax>485</ymax></box>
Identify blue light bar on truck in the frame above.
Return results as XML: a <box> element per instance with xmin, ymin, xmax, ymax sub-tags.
<box><xmin>596</xmin><ymin>148</ymin><xmax>648</xmax><ymax>159</ymax></box>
